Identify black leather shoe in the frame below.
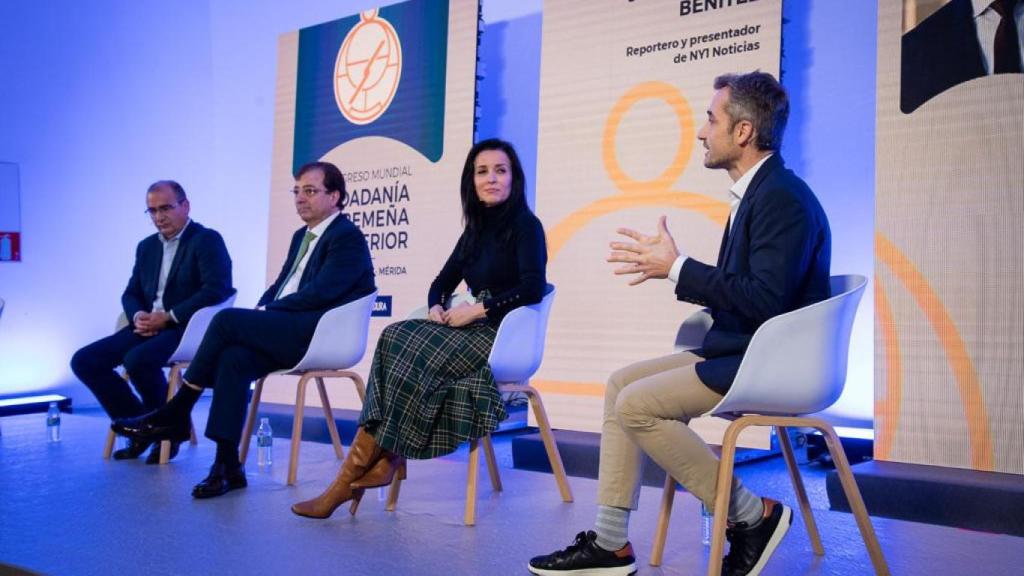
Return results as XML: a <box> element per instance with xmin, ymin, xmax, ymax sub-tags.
<box><xmin>722</xmin><ymin>498</ymin><xmax>792</xmax><ymax>576</ymax></box>
<box><xmin>192</xmin><ymin>463</ymin><xmax>247</xmax><ymax>499</ymax></box>
<box><xmin>112</xmin><ymin>438</ymin><xmax>153</xmax><ymax>460</ymax></box>
<box><xmin>112</xmin><ymin>413</ymin><xmax>190</xmax><ymax>443</ymax></box>
<box><xmin>145</xmin><ymin>440</ymin><xmax>182</xmax><ymax>464</ymax></box>
<box><xmin>528</xmin><ymin>531</ymin><xmax>636</xmax><ymax>575</ymax></box>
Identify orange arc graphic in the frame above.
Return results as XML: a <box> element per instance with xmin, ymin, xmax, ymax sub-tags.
<box><xmin>548</xmin><ymin>192</ymin><xmax>729</xmax><ymax>259</ymax></box>
<box><xmin>875</xmin><ymin>232</ymin><xmax>993</xmax><ymax>471</ymax></box>
<box><xmin>548</xmin><ymin>80</ymin><xmax>727</xmax><ymax>259</ymax></box>
<box><xmin>602</xmin><ymin>81</ymin><xmax>695</xmax><ymax>195</ymax></box>
<box><xmin>872</xmin><ymin>273</ymin><xmax>901</xmax><ymax>461</ymax></box>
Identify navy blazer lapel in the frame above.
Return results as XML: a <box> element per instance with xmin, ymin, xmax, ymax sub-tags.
<box><xmin>281</xmin><ymin>229</ymin><xmax>304</xmax><ymax>280</ymax></box>
<box><xmin>297</xmin><ymin>215</ymin><xmax>342</xmax><ymax>289</ymax></box>
<box><xmin>142</xmin><ymin>237</ymin><xmax>162</xmax><ymax>303</ymax></box>
<box><xmin>720</xmin><ymin>155</ymin><xmax>780</xmax><ymax>265</ymax></box>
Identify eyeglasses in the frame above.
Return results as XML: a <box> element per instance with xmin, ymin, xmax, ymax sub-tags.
<box><xmin>290</xmin><ymin>186</ymin><xmax>330</xmax><ymax>198</ymax></box>
<box><xmin>144</xmin><ymin>203</ymin><xmax>180</xmax><ymax>216</ymax></box>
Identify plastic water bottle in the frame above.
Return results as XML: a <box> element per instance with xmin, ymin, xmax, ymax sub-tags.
<box><xmin>46</xmin><ymin>402</ymin><xmax>61</xmax><ymax>443</ymax></box>
<box><xmin>701</xmin><ymin>502</ymin><xmax>713</xmax><ymax>547</ymax></box>
<box><xmin>256</xmin><ymin>417</ymin><xmax>273</xmax><ymax>467</ymax></box>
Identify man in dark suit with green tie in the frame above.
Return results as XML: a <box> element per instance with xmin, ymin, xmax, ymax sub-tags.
<box><xmin>115</xmin><ymin>161</ymin><xmax>376</xmax><ymax>499</ymax></box>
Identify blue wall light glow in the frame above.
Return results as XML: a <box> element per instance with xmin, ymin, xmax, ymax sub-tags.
<box><xmin>0</xmin><ymin>0</ymin><xmax>877</xmax><ymax>428</ymax></box>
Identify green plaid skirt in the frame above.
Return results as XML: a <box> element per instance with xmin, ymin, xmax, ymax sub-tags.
<box><xmin>358</xmin><ymin>319</ymin><xmax>505</xmax><ymax>459</ymax></box>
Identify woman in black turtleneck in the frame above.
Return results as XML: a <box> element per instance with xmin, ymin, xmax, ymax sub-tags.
<box><xmin>292</xmin><ymin>139</ymin><xmax>547</xmax><ymax>519</ymax></box>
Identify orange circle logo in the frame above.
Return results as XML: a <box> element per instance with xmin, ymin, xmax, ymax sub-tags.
<box><xmin>334</xmin><ymin>9</ymin><xmax>402</xmax><ymax>125</ymax></box>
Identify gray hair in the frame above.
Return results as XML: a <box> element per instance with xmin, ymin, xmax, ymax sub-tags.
<box><xmin>713</xmin><ymin>71</ymin><xmax>789</xmax><ymax>151</ymax></box>
<box><xmin>147</xmin><ymin>180</ymin><xmax>187</xmax><ymax>202</ymax></box>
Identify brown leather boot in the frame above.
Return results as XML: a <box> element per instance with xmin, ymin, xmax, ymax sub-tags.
<box><xmin>351</xmin><ymin>451</ymin><xmax>407</xmax><ymax>489</ymax></box>
<box><xmin>290</xmin><ymin>427</ymin><xmax>382</xmax><ymax>519</ymax></box>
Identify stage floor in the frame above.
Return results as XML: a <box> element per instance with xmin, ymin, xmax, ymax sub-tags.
<box><xmin>1</xmin><ymin>404</ymin><xmax>1021</xmax><ymax>575</ymax></box>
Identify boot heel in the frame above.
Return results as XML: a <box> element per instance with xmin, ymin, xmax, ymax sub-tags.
<box><xmin>349</xmin><ymin>488</ymin><xmax>365</xmax><ymax>516</ymax></box>
<box><xmin>397</xmin><ymin>461</ymin><xmax>407</xmax><ymax>480</ymax></box>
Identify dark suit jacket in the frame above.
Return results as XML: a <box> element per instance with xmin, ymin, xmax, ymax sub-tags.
<box><xmin>257</xmin><ymin>213</ymin><xmax>376</xmax><ymax>320</ymax></box>
<box><xmin>901</xmin><ymin>0</ymin><xmax>987</xmax><ymax>113</ymax></box>
<box><xmin>675</xmin><ymin>155</ymin><xmax>831</xmax><ymax>394</ymax></box>
<box><xmin>121</xmin><ymin>221</ymin><xmax>234</xmax><ymax>328</ymax></box>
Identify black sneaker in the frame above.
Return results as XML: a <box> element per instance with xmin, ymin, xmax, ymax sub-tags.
<box><xmin>722</xmin><ymin>498</ymin><xmax>793</xmax><ymax>576</ymax></box>
<box><xmin>528</xmin><ymin>530</ymin><xmax>637</xmax><ymax>576</ymax></box>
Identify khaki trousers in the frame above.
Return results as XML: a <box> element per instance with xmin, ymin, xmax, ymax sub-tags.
<box><xmin>597</xmin><ymin>351</ymin><xmax>733</xmax><ymax>513</ymax></box>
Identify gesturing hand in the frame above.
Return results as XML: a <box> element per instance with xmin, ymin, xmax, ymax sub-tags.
<box><xmin>607</xmin><ymin>215</ymin><xmax>680</xmax><ymax>286</ymax></box>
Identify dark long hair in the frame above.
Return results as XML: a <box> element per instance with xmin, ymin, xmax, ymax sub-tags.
<box><xmin>458</xmin><ymin>138</ymin><xmax>528</xmax><ymax>259</ymax></box>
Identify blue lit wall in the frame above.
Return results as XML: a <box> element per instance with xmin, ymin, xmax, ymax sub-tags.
<box><xmin>0</xmin><ymin>0</ymin><xmax>876</xmax><ymax>425</ymax></box>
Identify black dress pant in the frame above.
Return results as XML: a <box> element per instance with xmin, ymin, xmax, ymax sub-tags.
<box><xmin>183</xmin><ymin>308</ymin><xmax>318</xmax><ymax>445</ymax></box>
<box><xmin>71</xmin><ymin>326</ymin><xmax>184</xmax><ymax>420</ymax></box>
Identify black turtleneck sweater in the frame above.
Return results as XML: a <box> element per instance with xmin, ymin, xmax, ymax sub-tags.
<box><xmin>427</xmin><ymin>206</ymin><xmax>547</xmax><ymax>324</ymax></box>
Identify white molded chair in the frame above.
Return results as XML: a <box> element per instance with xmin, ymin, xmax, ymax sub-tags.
<box><xmin>386</xmin><ymin>284</ymin><xmax>572</xmax><ymax>525</ymax></box>
<box><xmin>240</xmin><ymin>290</ymin><xmax>378</xmax><ymax>486</ymax></box>
<box><xmin>648</xmin><ymin>274</ymin><xmax>888</xmax><ymax>575</ymax></box>
<box><xmin>104</xmin><ymin>293</ymin><xmax>237</xmax><ymax>463</ymax></box>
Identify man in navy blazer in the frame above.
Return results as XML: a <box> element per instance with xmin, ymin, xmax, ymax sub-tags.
<box><xmin>71</xmin><ymin>180</ymin><xmax>233</xmax><ymax>463</ymax></box>
<box><xmin>530</xmin><ymin>73</ymin><xmax>830</xmax><ymax>576</ymax></box>
<box><xmin>901</xmin><ymin>0</ymin><xmax>1024</xmax><ymax>113</ymax></box>
<box><xmin>116</xmin><ymin>161</ymin><xmax>375</xmax><ymax>499</ymax></box>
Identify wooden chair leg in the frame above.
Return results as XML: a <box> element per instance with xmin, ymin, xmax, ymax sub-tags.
<box><xmin>523</xmin><ymin>386</ymin><xmax>573</xmax><ymax>502</ymax></box>
<box><xmin>816</xmin><ymin>422</ymin><xmax>890</xmax><ymax>575</ymax></box>
<box><xmin>350</xmin><ymin>372</ymin><xmax>367</xmax><ymax>403</ymax></box>
<box><xmin>482</xmin><ymin>434</ymin><xmax>503</xmax><ymax>492</ymax></box>
<box><xmin>287</xmin><ymin>374</ymin><xmax>311</xmax><ymax>486</ymax></box>
<box><xmin>314</xmin><ymin>376</ymin><xmax>344</xmax><ymax>460</ymax></box>
<box><xmin>465</xmin><ymin>437</ymin><xmax>480</xmax><ymax>526</ymax></box>
<box><xmin>159</xmin><ymin>364</ymin><xmax>184</xmax><ymax>465</ymax></box>
<box><xmin>386</xmin><ymin>468</ymin><xmax>403</xmax><ymax>512</ymax></box>
<box><xmin>777</xmin><ymin>425</ymin><xmax>824</xmax><ymax>555</ymax></box>
<box><xmin>103</xmin><ymin>429</ymin><xmax>116</xmax><ymax>459</ymax></box>
<box><xmin>707</xmin><ymin>418</ymin><xmax>748</xmax><ymax>576</ymax></box>
<box><xmin>105</xmin><ymin>369</ymin><xmax>130</xmax><ymax>458</ymax></box>
<box><xmin>649</xmin><ymin>474</ymin><xmax>677</xmax><ymax>566</ymax></box>
<box><xmin>239</xmin><ymin>377</ymin><xmax>265</xmax><ymax>464</ymax></box>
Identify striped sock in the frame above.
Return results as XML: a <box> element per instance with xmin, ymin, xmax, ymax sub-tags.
<box><xmin>728</xmin><ymin>480</ymin><xmax>765</xmax><ymax>527</ymax></box>
<box><xmin>594</xmin><ymin>505</ymin><xmax>630</xmax><ymax>551</ymax></box>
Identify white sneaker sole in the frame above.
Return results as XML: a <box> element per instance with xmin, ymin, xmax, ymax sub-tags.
<box><xmin>745</xmin><ymin>505</ymin><xmax>793</xmax><ymax>576</ymax></box>
<box><xmin>526</xmin><ymin>562</ymin><xmax>637</xmax><ymax>576</ymax></box>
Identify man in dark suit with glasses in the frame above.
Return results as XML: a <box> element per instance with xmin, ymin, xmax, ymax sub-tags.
<box><xmin>72</xmin><ymin>180</ymin><xmax>233</xmax><ymax>463</ymax></box>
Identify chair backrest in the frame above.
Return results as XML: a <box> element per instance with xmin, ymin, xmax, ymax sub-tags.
<box><xmin>489</xmin><ymin>284</ymin><xmax>556</xmax><ymax>383</ymax></box>
<box><xmin>288</xmin><ymin>290</ymin><xmax>378</xmax><ymax>372</ymax></box>
<box><xmin>710</xmin><ymin>274</ymin><xmax>867</xmax><ymax>417</ymax></box>
<box><xmin>167</xmin><ymin>292</ymin><xmax>238</xmax><ymax>364</ymax></box>
<box><xmin>674</xmin><ymin>308</ymin><xmax>713</xmax><ymax>352</ymax></box>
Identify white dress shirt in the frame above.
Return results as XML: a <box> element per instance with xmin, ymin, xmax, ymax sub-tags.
<box><xmin>668</xmin><ymin>154</ymin><xmax>773</xmax><ymax>283</ymax></box>
<box><xmin>277</xmin><ymin>211</ymin><xmax>340</xmax><ymax>299</ymax></box>
<box><xmin>972</xmin><ymin>0</ymin><xmax>1024</xmax><ymax>74</ymax></box>
<box><xmin>134</xmin><ymin>219</ymin><xmax>190</xmax><ymax>325</ymax></box>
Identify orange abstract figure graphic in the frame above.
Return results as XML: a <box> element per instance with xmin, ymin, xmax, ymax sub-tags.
<box><xmin>547</xmin><ymin>81</ymin><xmax>729</xmax><ymax>259</ymax></box>
<box><xmin>535</xmin><ymin>82</ymin><xmax>731</xmax><ymax>400</ymax></box>
<box><xmin>334</xmin><ymin>9</ymin><xmax>402</xmax><ymax>125</ymax></box>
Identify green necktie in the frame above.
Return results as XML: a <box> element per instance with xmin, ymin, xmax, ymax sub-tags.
<box><xmin>276</xmin><ymin>230</ymin><xmax>317</xmax><ymax>300</ymax></box>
